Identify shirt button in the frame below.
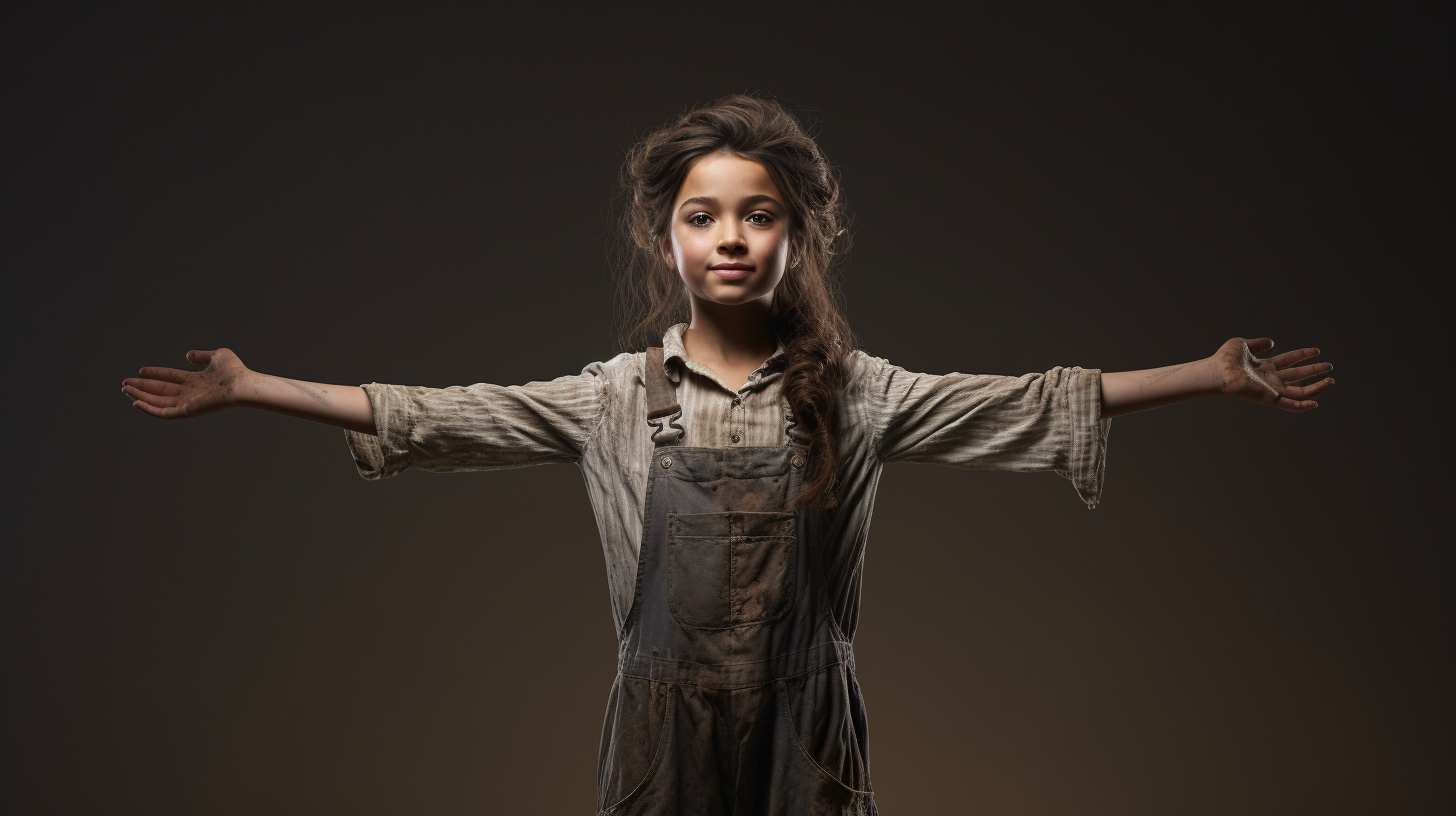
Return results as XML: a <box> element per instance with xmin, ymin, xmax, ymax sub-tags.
<box><xmin>731</xmin><ymin>433</ymin><xmax>741</xmax><ymax>443</ymax></box>
<box><xmin>660</xmin><ymin>456</ymin><xmax>672</xmax><ymax>469</ymax></box>
<box><xmin>791</xmin><ymin>455</ymin><xmax>805</xmax><ymax>468</ymax></box>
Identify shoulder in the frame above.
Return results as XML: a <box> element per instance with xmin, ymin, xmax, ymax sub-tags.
<box><xmin>579</xmin><ymin>351</ymin><xmax>649</xmax><ymax>412</ymax></box>
<box><xmin>836</xmin><ymin>350</ymin><xmax>894</xmax><ymax>416</ymax></box>
<box><xmin>581</xmin><ymin>350</ymin><xmax>645</xmax><ymax>384</ymax></box>
<box><xmin>843</xmin><ymin>348</ymin><xmax>886</xmax><ymax>371</ymax></box>
<box><xmin>576</xmin><ymin>352</ymin><xmax>648</xmax><ymax>440</ymax></box>
<box><xmin>841</xmin><ymin>348</ymin><xmax>894</xmax><ymax>386</ymax></box>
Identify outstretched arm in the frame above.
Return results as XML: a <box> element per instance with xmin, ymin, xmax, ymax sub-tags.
<box><xmin>1100</xmin><ymin>337</ymin><xmax>1335</xmax><ymax>418</ymax></box>
<box><xmin>121</xmin><ymin>348</ymin><xmax>377</xmax><ymax>435</ymax></box>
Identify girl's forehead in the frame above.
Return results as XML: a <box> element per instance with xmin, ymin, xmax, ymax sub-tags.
<box><xmin>676</xmin><ymin>152</ymin><xmax>783</xmax><ymax>206</ymax></box>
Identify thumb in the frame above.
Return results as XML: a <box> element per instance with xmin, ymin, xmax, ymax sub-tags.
<box><xmin>1243</xmin><ymin>337</ymin><xmax>1274</xmax><ymax>354</ymax></box>
<box><xmin>187</xmin><ymin>349</ymin><xmax>214</xmax><ymax>366</ymax></box>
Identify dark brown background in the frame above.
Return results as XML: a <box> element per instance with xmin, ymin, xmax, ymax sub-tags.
<box><xmin>5</xmin><ymin>5</ymin><xmax>1449</xmax><ymax>814</ymax></box>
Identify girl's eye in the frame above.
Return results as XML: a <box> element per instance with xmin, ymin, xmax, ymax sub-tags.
<box><xmin>687</xmin><ymin>212</ymin><xmax>773</xmax><ymax>227</ymax></box>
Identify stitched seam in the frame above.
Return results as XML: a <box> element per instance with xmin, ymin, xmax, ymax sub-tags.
<box><xmin>866</xmin><ymin>355</ymin><xmax>891</xmax><ymax>465</ymax></box>
<box><xmin>617</xmin><ymin>655</ymin><xmax>854</xmax><ymax>691</ymax></box>
<box><xmin>729</xmin><ymin>514</ymin><xmax>740</xmax><ymax>621</ymax></box>
<box><xmin>619</xmin><ymin>638</ymin><xmax>850</xmax><ymax>674</ymax></box>
<box><xmin>577</xmin><ymin>359</ymin><xmax>615</xmax><ymax>459</ymax></box>
<box><xmin>621</xmin><ymin>472</ymin><xmax>663</xmax><ymax>639</ymax></box>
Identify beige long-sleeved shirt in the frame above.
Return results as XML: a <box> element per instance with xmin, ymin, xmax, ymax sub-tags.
<box><xmin>344</xmin><ymin>323</ymin><xmax>1110</xmax><ymax>639</ymax></box>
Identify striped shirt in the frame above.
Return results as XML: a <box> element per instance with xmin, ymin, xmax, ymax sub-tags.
<box><xmin>344</xmin><ymin>323</ymin><xmax>1110</xmax><ymax>639</ymax></box>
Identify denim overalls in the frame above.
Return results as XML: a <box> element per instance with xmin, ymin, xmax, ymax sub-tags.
<box><xmin>596</xmin><ymin>348</ymin><xmax>877</xmax><ymax>815</ymax></box>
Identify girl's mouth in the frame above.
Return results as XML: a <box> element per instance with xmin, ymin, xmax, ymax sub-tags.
<box><xmin>711</xmin><ymin>264</ymin><xmax>753</xmax><ymax>280</ymax></box>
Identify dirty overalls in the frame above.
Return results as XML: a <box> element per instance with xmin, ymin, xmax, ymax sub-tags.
<box><xmin>596</xmin><ymin>348</ymin><xmax>877</xmax><ymax>815</ymax></box>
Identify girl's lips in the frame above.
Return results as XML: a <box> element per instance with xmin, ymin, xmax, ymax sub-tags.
<box><xmin>711</xmin><ymin>266</ymin><xmax>753</xmax><ymax>280</ymax></box>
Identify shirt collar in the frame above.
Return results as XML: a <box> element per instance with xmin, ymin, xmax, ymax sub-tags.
<box><xmin>660</xmin><ymin>322</ymin><xmax>787</xmax><ymax>392</ymax></box>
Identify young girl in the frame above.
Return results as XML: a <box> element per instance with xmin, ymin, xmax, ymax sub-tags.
<box><xmin>121</xmin><ymin>95</ymin><xmax>1334</xmax><ymax>815</ymax></box>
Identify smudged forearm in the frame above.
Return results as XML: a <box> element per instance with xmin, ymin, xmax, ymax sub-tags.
<box><xmin>236</xmin><ymin>372</ymin><xmax>377</xmax><ymax>434</ymax></box>
<box><xmin>1100</xmin><ymin>357</ymin><xmax>1223</xmax><ymax>418</ymax></box>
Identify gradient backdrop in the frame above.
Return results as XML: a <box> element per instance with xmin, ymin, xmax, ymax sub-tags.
<box><xmin>6</xmin><ymin>6</ymin><xmax>1449</xmax><ymax>815</ymax></box>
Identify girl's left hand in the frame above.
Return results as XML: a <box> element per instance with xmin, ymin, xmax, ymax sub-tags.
<box><xmin>1214</xmin><ymin>337</ymin><xmax>1335</xmax><ymax>413</ymax></box>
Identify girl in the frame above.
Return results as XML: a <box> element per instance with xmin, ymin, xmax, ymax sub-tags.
<box><xmin>121</xmin><ymin>95</ymin><xmax>1334</xmax><ymax>815</ymax></box>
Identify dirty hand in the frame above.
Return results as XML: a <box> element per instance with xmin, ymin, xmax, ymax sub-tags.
<box><xmin>1214</xmin><ymin>338</ymin><xmax>1335</xmax><ymax>413</ymax></box>
<box><xmin>121</xmin><ymin>348</ymin><xmax>253</xmax><ymax>419</ymax></box>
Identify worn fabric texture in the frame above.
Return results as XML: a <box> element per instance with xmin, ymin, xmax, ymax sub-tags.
<box><xmin>598</xmin><ymin>401</ymin><xmax>874</xmax><ymax>813</ymax></box>
<box><xmin>344</xmin><ymin>323</ymin><xmax>1111</xmax><ymax>639</ymax></box>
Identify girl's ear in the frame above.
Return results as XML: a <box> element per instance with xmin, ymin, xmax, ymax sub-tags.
<box><xmin>658</xmin><ymin>234</ymin><xmax>676</xmax><ymax>272</ymax></box>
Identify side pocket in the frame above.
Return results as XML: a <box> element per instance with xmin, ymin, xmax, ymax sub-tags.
<box><xmin>776</xmin><ymin>668</ymin><xmax>874</xmax><ymax>796</ymax></box>
<box><xmin>667</xmin><ymin>511</ymin><xmax>796</xmax><ymax>629</ymax></box>
<box><xmin>597</xmin><ymin>678</ymin><xmax>674</xmax><ymax>814</ymax></box>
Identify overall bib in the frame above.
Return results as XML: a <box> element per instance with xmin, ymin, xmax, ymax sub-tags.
<box><xmin>596</xmin><ymin>348</ymin><xmax>877</xmax><ymax>816</ymax></box>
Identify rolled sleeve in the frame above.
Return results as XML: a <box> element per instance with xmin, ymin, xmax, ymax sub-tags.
<box><xmin>344</xmin><ymin>383</ymin><xmax>422</xmax><ymax>480</ymax></box>
<box><xmin>866</xmin><ymin>354</ymin><xmax>1112</xmax><ymax>508</ymax></box>
<box><xmin>342</xmin><ymin>365</ymin><xmax>607</xmax><ymax>481</ymax></box>
<box><xmin>1057</xmin><ymin>367</ymin><xmax>1111</xmax><ymax>509</ymax></box>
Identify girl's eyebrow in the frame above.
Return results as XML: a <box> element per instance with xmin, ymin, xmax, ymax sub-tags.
<box><xmin>677</xmin><ymin>194</ymin><xmax>784</xmax><ymax>213</ymax></box>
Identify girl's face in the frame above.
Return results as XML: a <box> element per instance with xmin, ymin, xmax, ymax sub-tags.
<box><xmin>662</xmin><ymin>151</ymin><xmax>791</xmax><ymax>310</ymax></box>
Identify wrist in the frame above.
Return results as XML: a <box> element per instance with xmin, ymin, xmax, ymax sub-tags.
<box><xmin>1200</xmin><ymin>354</ymin><xmax>1231</xmax><ymax>398</ymax></box>
<box><xmin>231</xmin><ymin>369</ymin><xmax>270</xmax><ymax>409</ymax></box>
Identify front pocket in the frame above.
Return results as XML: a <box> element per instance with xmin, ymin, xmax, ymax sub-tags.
<box><xmin>667</xmin><ymin>511</ymin><xmax>796</xmax><ymax>629</ymax></box>
<box><xmin>777</xmin><ymin>668</ymin><xmax>875</xmax><ymax>797</ymax></box>
<box><xmin>597</xmin><ymin>678</ymin><xmax>674</xmax><ymax>814</ymax></box>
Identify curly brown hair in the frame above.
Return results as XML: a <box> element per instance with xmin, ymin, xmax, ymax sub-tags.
<box><xmin>613</xmin><ymin>94</ymin><xmax>856</xmax><ymax>510</ymax></box>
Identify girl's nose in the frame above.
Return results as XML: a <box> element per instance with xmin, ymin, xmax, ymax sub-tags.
<box><xmin>718</xmin><ymin>225</ymin><xmax>745</xmax><ymax>253</ymax></box>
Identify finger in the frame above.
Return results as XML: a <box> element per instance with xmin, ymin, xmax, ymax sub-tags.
<box><xmin>1243</xmin><ymin>337</ymin><xmax>1274</xmax><ymax>354</ymax></box>
<box><xmin>1282</xmin><ymin>378</ymin><xmax>1335</xmax><ymax>399</ymax></box>
<box><xmin>130</xmin><ymin>399</ymin><xmax>178</xmax><ymax>419</ymax></box>
<box><xmin>137</xmin><ymin>366</ymin><xmax>190</xmax><ymax>384</ymax></box>
<box><xmin>125</xmin><ymin>386</ymin><xmax>177</xmax><ymax>409</ymax></box>
<box><xmin>1275</xmin><ymin>396</ymin><xmax>1319</xmax><ymax>413</ymax></box>
<box><xmin>187</xmin><ymin>350</ymin><xmax>214</xmax><ymax>365</ymax></box>
<box><xmin>121</xmin><ymin>377</ymin><xmax>183</xmax><ymax>397</ymax></box>
<box><xmin>1270</xmin><ymin>347</ymin><xmax>1320</xmax><ymax>369</ymax></box>
<box><xmin>1278</xmin><ymin>362</ymin><xmax>1333</xmax><ymax>383</ymax></box>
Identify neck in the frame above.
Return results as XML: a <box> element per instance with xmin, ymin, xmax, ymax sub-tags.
<box><xmin>683</xmin><ymin>293</ymin><xmax>777</xmax><ymax>365</ymax></box>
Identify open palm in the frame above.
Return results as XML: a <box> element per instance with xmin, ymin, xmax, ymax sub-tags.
<box><xmin>1215</xmin><ymin>337</ymin><xmax>1335</xmax><ymax>413</ymax></box>
<box><xmin>121</xmin><ymin>348</ymin><xmax>251</xmax><ymax>420</ymax></box>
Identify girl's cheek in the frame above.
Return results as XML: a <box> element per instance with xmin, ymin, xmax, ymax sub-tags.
<box><xmin>685</xmin><ymin>234</ymin><xmax>715</xmax><ymax>265</ymax></box>
<box><xmin>670</xmin><ymin>230</ymin><xmax>698</xmax><ymax>269</ymax></box>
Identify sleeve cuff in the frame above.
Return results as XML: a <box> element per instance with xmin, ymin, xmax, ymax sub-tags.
<box><xmin>1059</xmin><ymin>367</ymin><xmax>1112</xmax><ymax>509</ymax></box>
<box><xmin>342</xmin><ymin>383</ymin><xmax>416</xmax><ymax>480</ymax></box>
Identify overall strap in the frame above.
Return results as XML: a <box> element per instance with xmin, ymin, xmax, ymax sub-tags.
<box><xmin>644</xmin><ymin>347</ymin><xmax>680</xmax><ymax>419</ymax></box>
<box><xmin>645</xmin><ymin>347</ymin><xmax>685</xmax><ymax>447</ymax></box>
<box><xmin>785</xmin><ymin>403</ymin><xmax>809</xmax><ymax>446</ymax></box>
<box><xmin>646</xmin><ymin>346</ymin><xmax>806</xmax><ymax>447</ymax></box>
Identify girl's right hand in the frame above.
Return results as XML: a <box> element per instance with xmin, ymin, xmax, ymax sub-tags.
<box><xmin>122</xmin><ymin>348</ymin><xmax>253</xmax><ymax>420</ymax></box>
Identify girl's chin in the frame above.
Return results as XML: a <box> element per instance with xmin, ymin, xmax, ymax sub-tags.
<box><xmin>692</xmin><ymin>288</ymin><xmax>774</xmax><ymax>309</ymax></box>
